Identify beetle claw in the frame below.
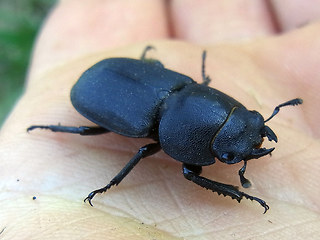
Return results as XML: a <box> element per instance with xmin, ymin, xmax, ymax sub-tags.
<box><xmin>241</xmin><ymin>192</ymin><xmax>269</xmax><ymax>214</ymax></box>
<box><xmin>84</xmin><ymin>197</ymin><xmax>94</xmax><ymax>207</ymax></box>
<box><xmin>84</xmin><ymin>192</ymin><xmax>96</xmax><ymax>207</ymax></box>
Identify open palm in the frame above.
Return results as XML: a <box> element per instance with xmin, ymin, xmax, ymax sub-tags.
<box><xmin>1</xmin><ymin>1</ymin><xmax>319</xmax><ymax>239</ymax></box>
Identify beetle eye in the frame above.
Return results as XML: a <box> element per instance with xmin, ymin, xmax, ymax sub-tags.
<box><xmin>221</xmin><ymin>153</ymin><xmax>234</xmax><ymax>162</ymax></box>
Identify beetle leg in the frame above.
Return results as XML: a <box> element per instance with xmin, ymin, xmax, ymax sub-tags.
<box><xmin>140</xmin><ymin>45</ymin><xmax>155</xmax><ymax>60</ymax></box>
<box><xmin>84</xmin><ymin>142</ymin><xmax>161</xmax><ymax>206</ymax></box>
<box><xmin>140</xmin><ymin>45</ymin><xmax>164</xmax><ymax>68</ymax></box>
<box><xmin>182</xmin><ymin>164</ymin><xmax>269</xmax><ymax>213</ymax></box>
<box><xmin>238</xmin><ymin>160</ymin><xmax>252</xmax><ymax>188</ymax></box>
<box><xmin>27</xmin><ymin>125</ymin><xmax>109</xmax><ymax>135</ymax></box>
<box><xmin>201</xmin><ymin>50</ymin><xmax>212</xmax><ymax>86</ymax></box>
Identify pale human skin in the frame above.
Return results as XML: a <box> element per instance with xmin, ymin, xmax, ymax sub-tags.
<box><xmin>1</xmin><ymin>0</ymin><xmax>320</xmax><ymax>239</ymax></box>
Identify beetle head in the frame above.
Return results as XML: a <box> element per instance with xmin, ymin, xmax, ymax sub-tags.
<box><xmin>211</xmin><ymin>107</ymin><xmax>273</xmax><ymax>164</ymax></box>
<box><xmin>212</xmin><ymin>98</ymin><xmax>303</xmax><ymax>164</ymax></box>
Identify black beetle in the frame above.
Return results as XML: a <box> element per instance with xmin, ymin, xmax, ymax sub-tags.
<box><xmin>28</xmin><ymin>46</ymin><xmax>302</xmax><ymax>213</ymax></box>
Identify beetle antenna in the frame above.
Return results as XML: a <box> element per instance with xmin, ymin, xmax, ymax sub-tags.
<box><xmin>264</xmin><ymin>98</ymin><xmax>303</xmax><ymax>123</ymax></box>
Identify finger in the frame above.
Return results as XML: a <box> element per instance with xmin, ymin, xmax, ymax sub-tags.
<box><xmin>29</xmin><ymin>0</ymin><xmax>168</xmax><ymax>81</ymax></box>
<box><xmin>270</xmin><ymin>0</ymin><xmax>320</xmax><ymax>31</ymax></box>
<box><xmin>170</xmin><ymin>0</ymin><xmax>276</xmax><ymax>43</ymax></box>
<box><xmin>249</xmin><ymin>22</ymin><xmax>320</xmax><ymax>137</ymax></box>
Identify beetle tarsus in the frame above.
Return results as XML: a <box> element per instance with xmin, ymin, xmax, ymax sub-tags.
<box><xmin>183</xmin><ymin>164</ymin><xmax>269</xmax><ymax>213</ymax></box>
<box><xmin>84</xmin><ymin>184</ymin><xmax>113</xmax><ymax>207</ymax></box>
<box><xmin>241</xmin><ymin>192</ymin><xmax>270</xmax><ymax>214</ymax></box>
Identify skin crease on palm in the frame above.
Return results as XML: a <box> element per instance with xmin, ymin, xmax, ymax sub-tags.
<box><xmin>0</xmin><ymin>0</ymin><xmax>320</xmax><ymax>239</ymax></box>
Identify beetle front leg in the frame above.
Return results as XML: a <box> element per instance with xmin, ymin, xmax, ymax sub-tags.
<box><xmin>239</xmin><ymin>160</ymin><xmax>251</xmax><ymax>188</ymax></box>
<box><xmin>182</xmin><ymin>164</ymin><xmax>269</xmax><ymax>213</ymax></box>
<box><xmin>27</xmin><ymin>125</ymin><xmax>109</xmax><ymax>135</ymax></box>
<box><xmin>84</xmin><ymin>142</ymin><xmax>161</xmax><ymax>206</ymax></box>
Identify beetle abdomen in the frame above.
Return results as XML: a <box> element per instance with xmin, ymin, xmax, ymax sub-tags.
<box><xmin>71</xmin><ymin>58</ymin><xmax>194</xmax><ymax>137</ymax></box>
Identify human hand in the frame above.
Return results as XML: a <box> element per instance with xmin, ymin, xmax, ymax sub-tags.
<box><xmin>1</xmin><ymin>1</ymin><xmax>319</xmax><ymax>239</ymax></box>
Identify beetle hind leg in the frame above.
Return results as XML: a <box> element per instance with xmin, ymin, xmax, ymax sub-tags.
<box><xmin>140</xmin><ymin>45</ymin><xmax>155</xmax><ymax>60</ymax></box>
<box><xmin>140</xmin><ymin>45</ymin><xmax>164</xmax><ymax>68</ymax></box>
<box><xmin>27</xmin><ymin>125</ymin><xmax>109</xmax><ymax>135</ymax></box>
<box><xmin>84</xmin><ymin>142</ymin><xmax>161</xmax><ymax>206</ymax></box>
<box><xmin>182</xmin><ymin>164</ymin><xmax>269</xmax><ymax>213</ymax></box>
<box><xmin>201</xmin><ymin>51</ymin><xmax>212</xmax><ymax>86</ymax></box>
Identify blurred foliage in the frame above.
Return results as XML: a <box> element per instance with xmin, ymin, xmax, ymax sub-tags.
<box><xmin>0</xmin><ymin>0</ymin><xmax>55</xmax><ymax>126</ymax></box>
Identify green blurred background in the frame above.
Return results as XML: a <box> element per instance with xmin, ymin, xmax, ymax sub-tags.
<box><xmin>0</xmin><ymin>0</ymin><xmax>55</xmax><ymax>126</ymax></box>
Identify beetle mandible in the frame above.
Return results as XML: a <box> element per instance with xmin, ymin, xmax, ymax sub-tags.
<box><xmin>28</xmin><ymin>46</ymin><xmax>302</xmax><ymax>213</ymax></box>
